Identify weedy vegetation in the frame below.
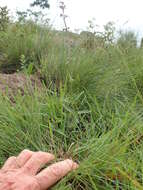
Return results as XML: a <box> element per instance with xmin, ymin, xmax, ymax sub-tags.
<box><xmin>1</xmin><ymin>5</ymin><xmax>143</xmax><ymax>190</ymax></box>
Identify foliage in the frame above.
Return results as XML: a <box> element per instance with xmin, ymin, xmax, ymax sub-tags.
<box><xmin>80</xmin><ymin>21</ymin><xmax>115</xmax><ymax>50</ymax></box>
<box><xmin>0</xmin><ymin>6</ymin><xmax>9</xmax><ymax>31</ymax></box>
<box><xmin>0</xmin><ymin>21</ymin><xmax>51</xmax><ymax>73</ymax></box>
<box><xmin>117</xmin><ymin>30</ymin><xmax>137</xmax><ymax>50</ymax></box>
<box><xmin>1</xmin><ymin>12</ymin><xmax>143</xmax><ymax>190</ymax></box>
<box><xmin>16</xmin><ymin>9</ymin><xmax>49</xmax><ymax>25</ymax></box>
<box><xmin>31</xmin><ymin>0</ymin><xmax>50</xmax><ymax>9</ymax></box>
<box><xmin>103</xmin><ymin>21</ymin><xmax>115</xmax><ymax>44</ymax></box>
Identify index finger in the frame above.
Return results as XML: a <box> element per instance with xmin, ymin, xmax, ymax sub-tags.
<box><xmin>36</xmin><ymin>159</ymin><xmax>78</xmax><ymax>189</ymax></box>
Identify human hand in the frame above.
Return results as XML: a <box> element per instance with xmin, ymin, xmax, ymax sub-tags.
<box><xmin>0</xmin><ymin>150</ymin><xmax>78</xmax><ymax>190</ymax></box>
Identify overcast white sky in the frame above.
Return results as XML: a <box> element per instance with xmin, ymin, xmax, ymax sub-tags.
<box><xmin>1</xmin><ymin>0</ymin><xmax>143</xmax><ymax>36</ymax></box>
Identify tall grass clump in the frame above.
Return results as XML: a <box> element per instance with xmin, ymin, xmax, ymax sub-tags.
<box><xmin>0</xmin><ymin>21</ymin><xmax>52</xmax><ymax>73</ymax></box>
<box><xmin>1</xmin><ymin>9</ymin><xmax>143</xmax><ymax>189</ymax></box>
<box><xmin>1</xmin><ymin>87</ymin><xmax>143</xmax><ymax>189</ymax></box>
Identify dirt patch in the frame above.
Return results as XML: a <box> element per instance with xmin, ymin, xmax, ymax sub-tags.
<box><xmin>0</xmin><ymin>73</ymin><xmax>42</xmax><ymax>98</ymax></box>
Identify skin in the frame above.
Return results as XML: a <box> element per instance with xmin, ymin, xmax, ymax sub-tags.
<box><xmin>0</xmin><ymin>150</ymin><xmax>78</xmax><ymax>190</ymax></box>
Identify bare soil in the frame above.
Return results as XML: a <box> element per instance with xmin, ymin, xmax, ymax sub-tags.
<box><xmin>0</xmin><ymin>73</ymin><xmax>42</xmax><ymax>98</ymax></box>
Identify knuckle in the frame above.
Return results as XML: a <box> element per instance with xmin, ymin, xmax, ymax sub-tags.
<box><xmin>21</xmin><ymin>149</ymin><xmax>31</xmax><ymax>154</ymax></box>
<box><xmin>36</xmin><ymin>151</ymin><xmax>54</xmax><ymax>159</ymax></box>
<box><xmin>34</xmin><ymin>152</ymin><xmax>43</xmax><ymax>160</ymax></box>
<box><xmin>34</xmin><ymin>151</ymin><xmax>44</xmax><ymax>159</ymax></box>
<box><xmin>50</xmin><ymin>165</ymin><xmax>62</xmax><ymax>177</ymax></box>
<box><xmin>36</xmin><ymin>151</ymin><xmax>44</xmax><ymax>157</ymax></box>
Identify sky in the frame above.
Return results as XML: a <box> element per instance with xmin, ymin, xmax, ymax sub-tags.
<box><xmin>1</xmin><ymin>0</ymin><xmax>143</xmax><ymax>37</ymax></box>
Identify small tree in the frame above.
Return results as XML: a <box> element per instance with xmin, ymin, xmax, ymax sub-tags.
<box><xmin>0</xmin><ymin>6</ymin><xmax>9</xmax><ymax>31</ymax></box>
<box><xmin>31</xmin><ymin>0</ymin><xmax>50</xmax><ymax>9</ymax></box>
<box><xmin>30</xmin><ymin>0</ymin><xmax>50</xmax><ymax>25</ymax></box>
<box><xmin>16</xmin><ymin>11</ymin><xmax>28</xmax><ymax>23</ymax></box>
<box><xmin>17</xmin><ymin>9</ymin><xmax>49</xmax><ymax>25</ymax></box>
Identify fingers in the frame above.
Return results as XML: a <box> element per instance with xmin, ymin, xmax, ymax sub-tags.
<box><xmin>1</xmin><ymin>149</ymin><xmax>33</xmax><ymax>171</ymax></box>
<box><xmin>36</xmin><ymin>159</ymin><xmax>78</xmax><ymax>189</ymax></box>
<box><xmin>1</xmin><ymin>156</ymin><xmax>18</xmax><ymax>171</ymax></box>
<box><xmin>16</xmin><ymin>149</ymin><xmax>34</xmax><ymax>167</ymax></box>
<box><xmin>22</xmin><ymin>152</ymin><xmax>55</xmax><ymax>175</ymax></box>
<box><xmin>1</xmin><ymin>150</ymin><xmax>33</xmax><ymax>171</ymax></box>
